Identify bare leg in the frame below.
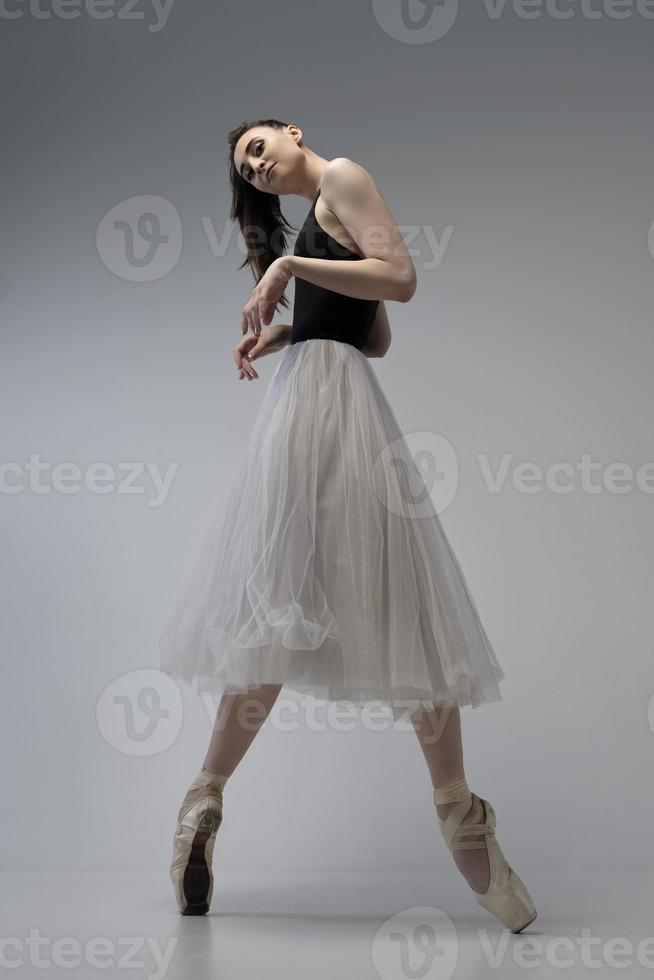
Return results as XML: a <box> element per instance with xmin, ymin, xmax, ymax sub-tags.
<box><xmin>170</xmin><ymin>684</ymin><xmax>284</xmax><ymax>915</ymax></box>
<box><xmin>202</xmin><ymin>683</ymin><xmax>283</xmax><ymax>776</ymax></box>
<box><xmin>178</xmin><ymin>683</ymin><xmax>283</xmax><ymax>819</ymax></box>
<box><xmin>412</xmin><ymin>703</ymin><xmax>490</xmax><ymax>893</ymax></box>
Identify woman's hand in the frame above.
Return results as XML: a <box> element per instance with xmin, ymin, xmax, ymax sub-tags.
<box><xmin>241</xmin><ymin>257</ymin><xmax>293</xmax><ymax>338</ymax></box>
<box><xmin>233</xmin><ymin>324</ymin><xmax>292</xmax><ymax>380</ymax></box>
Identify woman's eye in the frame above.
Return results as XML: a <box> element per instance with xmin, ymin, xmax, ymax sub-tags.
<box><xmin>248</xmin><ymin>142</ymin><xmax>264</xmax><ymax>180</ymax></box>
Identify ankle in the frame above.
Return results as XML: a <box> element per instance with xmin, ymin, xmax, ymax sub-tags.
<box><xmin>201</xmin><ymin>765</ymin><xmax>231</xmax><ymax>780</ymax></box>
<box><xmin>433</xmin><ymin>775</ymin><xmax>471</xmax><ymax>806</ymax></box>
<box><xmin>190</xmin><ymin>766</ymin><xmax>230</xmax><ymax>791</ymax></box>
<box><xmin>436</xmin><ymin>796</ymin><xmax>473</xmax><ymax>818</ymax></box>
<box><xmin>436</xmin><ymin>794</ymin><xmax>481</xmax><ymax>823</ymax></box>
<box><xmin>433</xmin><ymin>775</ymin><xmax>476</xmax><ymax>824</ymax></box>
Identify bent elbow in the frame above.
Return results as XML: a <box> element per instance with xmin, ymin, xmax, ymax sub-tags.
<box><xmin>396</xmin><ymin>270</ymin><xmax>417</xmax><ymax>303</ymax></box>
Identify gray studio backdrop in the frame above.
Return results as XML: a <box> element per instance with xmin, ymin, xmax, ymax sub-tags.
<box><xmin>2</xmin><ymin>0</ymin><xmax>652</xmax><ymax>874</ymax></box>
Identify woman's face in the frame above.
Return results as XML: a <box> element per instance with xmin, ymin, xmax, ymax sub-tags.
<box><xmin>233</xmin><ymin>125</ymin><xmax>301</xmax><ymax>196</ymax></box>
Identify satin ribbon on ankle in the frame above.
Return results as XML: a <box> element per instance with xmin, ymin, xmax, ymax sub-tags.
<box><xmin>190</xmin><ymin>767</ymin><xmax>230</xmax><ymax>791</ymax></box>
<box><xmin>433</xmin><ymin>776</ymin><xmax>472</xmax><ymax>805</ymax></box>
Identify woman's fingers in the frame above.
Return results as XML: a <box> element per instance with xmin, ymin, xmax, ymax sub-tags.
<box><xmin>259</xmin><ymin>297</ymin><xmax>274</xmax><ymax>329</ymax></box>
<box><xmin>233</xmin><ymin>341</ymin><xmax>250</xmax><ymax>379</ymax></box>
<box><xmin>251</xmin><ymin>307</ymin><xmax>262</xmax><ymax>337</ymax></box>
<box><xmin>239</xmin><ymin>358</ymin><xmax>257</xmax><ymax>380</ymax></box>
<box><xmin>241</xmin><ymin>305</ymin><xmax>260</xmax><ymax>337</ymax></box>
<box><xmin>243</xmin><ymin>300</ymin><xmax>261</xmax><ymax>337</ymax></box>
<box><xmin>240</xmin><ymin>353</ymin><xmax>257</xmax><ymax>380</ymax></box>
<box><xmin>233</xmin><ymin>338</ymin><xmax>260</xmax><ymax>380</ymax></box>
<box><xmin>244</xmin><ymin>354</ymin><xmax>259</xmax><ymax>379</ymax></box>
<box><xmin>242</xmin><ymin>287</ymin><xmax>270</xmax><ymax>337</ymax></box>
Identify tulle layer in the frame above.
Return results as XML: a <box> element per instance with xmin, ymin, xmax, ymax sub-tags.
<box><xmin>158</xmin><ymin>338</ymin><xmax>505</xmax><ymax>722</ymax></box>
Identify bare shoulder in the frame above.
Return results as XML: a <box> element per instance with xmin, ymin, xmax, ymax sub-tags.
<box><xmin>319</xmin><ymin>157</ymin><xmax>417</xmax><ymax>302</ymax></box>
<box><xmin>321</xmin><ymin>157</ymin><xmax>377</xmax><ymax>206</ymax></box>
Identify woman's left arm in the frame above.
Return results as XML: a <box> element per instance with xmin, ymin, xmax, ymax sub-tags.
<box><xmin>242</xmin><ymin>158</ymin><xmax>417</xmax><ymax>337</ymax></box>
<box><xmin>286</xmin><ymin>158</ymin><xmax>416</xmax><ymax>304</ymax></box>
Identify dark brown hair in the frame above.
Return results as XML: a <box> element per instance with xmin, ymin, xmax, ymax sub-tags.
<box><xmin>227</xmin><ymin>118</ymin><xmax>298</xmax><ymax>312</ymax></box>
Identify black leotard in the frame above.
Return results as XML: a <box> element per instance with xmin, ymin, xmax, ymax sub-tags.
<box><xmin>290</xmin><ymin>190</ymin><xmax>379</xmax><ymax>351</ymax></box>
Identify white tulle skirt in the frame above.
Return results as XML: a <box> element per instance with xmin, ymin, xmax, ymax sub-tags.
<box><xmin>158</xmin><ymin>338</ymin><xmax>505</xmax><ymax>721</ymax></box>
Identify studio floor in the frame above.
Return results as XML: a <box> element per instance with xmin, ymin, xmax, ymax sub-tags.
<box><xmin>2</xmin><ymin>870</ymin><xmax>653</xmax><ymax>979</ymax></box>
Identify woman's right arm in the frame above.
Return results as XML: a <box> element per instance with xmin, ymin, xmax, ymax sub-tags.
<box><xmin>361</xmin><ymin>301</ymin><xmax>391</xmax><ymax>358</ymax></box>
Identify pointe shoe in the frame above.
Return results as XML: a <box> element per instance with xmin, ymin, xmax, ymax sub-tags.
<box><xmin>169</xmin><ymin>766</ymin><xmax>229</xmax><ymax>915</ymax></box>
<box><xmin>433</xmin><ymin>776</ymin><xmax>537</xmax><ymax>933</ymax></box>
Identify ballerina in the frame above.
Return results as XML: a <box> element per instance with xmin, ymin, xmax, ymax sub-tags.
<box><xmin>161</xmin><ymin>118</ymin><xmax>536</xmax><ymax>932</ymax></box>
